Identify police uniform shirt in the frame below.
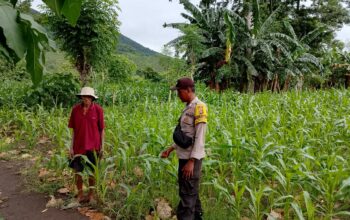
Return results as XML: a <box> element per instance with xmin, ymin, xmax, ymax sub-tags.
<box><xmin>172</xmin><ymin>97</ymin><xmax>208</xmax><ymax>160</ymax></box>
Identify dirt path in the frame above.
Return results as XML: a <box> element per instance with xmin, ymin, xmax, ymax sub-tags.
<box><xmin>0</xmin><ymin>160</ymin><xmax>87</xmax><ymax>220</ymax></box>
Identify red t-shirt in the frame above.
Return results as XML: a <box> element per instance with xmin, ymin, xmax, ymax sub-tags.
<box><xmin>68</xmin><ymin>103</ymin><xmax>105</xmax><ymax>154</ymax></box>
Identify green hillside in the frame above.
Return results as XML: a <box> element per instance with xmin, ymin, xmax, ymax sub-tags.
<box><xmin>45</xmin><ymin>34</ymin><xmax>168</xmax><ymax>73</ymax></box>
<box><xmin>117</xmin><ymin>34</ymin><xmax>158</xmax><ymax>56</ymax></box>
<box><xmin>117</xmin><ymin>34</ymin><xmax>168</xmax><ymax>72</ymax></box>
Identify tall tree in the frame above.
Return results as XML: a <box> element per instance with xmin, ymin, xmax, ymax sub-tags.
<box><xmin>46</xmin><ymin>0</ymin><xmax>120</xmax><ymax>84</ymax></box>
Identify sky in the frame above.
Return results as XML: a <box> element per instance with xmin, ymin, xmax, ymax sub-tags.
<box><xmin>33</xmin><ymin>0</ymin><xmax>350</xmax><ymax>52</ymax></box>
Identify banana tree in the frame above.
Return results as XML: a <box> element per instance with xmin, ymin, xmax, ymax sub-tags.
<box><xmin>164</xmin><ymin>24</ymin><xmax>206</xmax><ymax>79</ymax></box>
<box><xmin>320</xmin><ymin>47</ymin><xmax>350</xmax><ymax>88</ymax></box>
<box><xmin>165</xmin><ymin>0</ymin><xmax>230</xmax><ymax>90</ymax></box>
<box><xmin>166</xmin><ymin>0</ymin><xmax>322</xmax><ymax>92</ymax></box>
<box><xmin>224</xmin><ymin>1</ymin><xmax>300</xmax><ymax>92</ymax></box>
<box><xmin>277</xmin><ymin>22</ymin><xmax>323</xmax><ymax>91</ymax></box>
<box><xmin>0</xmin><ymin>0</ymin><xmax>83</xmax><ymax>87</ymax></box>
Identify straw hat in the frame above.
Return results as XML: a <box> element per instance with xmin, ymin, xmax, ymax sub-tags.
<box><xmin>76</xmin><ymin>87</ymin><xmax>98</xmax><ymax>99</ymax></box>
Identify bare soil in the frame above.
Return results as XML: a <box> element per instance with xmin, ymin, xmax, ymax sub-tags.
<box><xmin>0</xmin><ymin>160</ymin><xmax>87</xmax><ymax>220</ymax></box>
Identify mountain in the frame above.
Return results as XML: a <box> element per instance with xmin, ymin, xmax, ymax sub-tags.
<box><xmin>117</xmin><ymin>34</ymin><xmax>160</xmax><ymax>56</ymax></box>
<box><xmin>117</xmin><ymin>34</ymin><xmax>169</xmax><ymax>72</ymax></box>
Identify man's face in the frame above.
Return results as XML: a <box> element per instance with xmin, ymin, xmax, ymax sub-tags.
<box><xmin>81</xmin><ymin>96</ymin><xmax>93</xmax><ymax>106</ymax></box>
<box><xmin>177</xmin><ymin>88</ymin><xmax>190</xmax><ymax>102</ymax></box>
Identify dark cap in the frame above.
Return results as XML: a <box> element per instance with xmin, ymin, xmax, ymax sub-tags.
<box><xmin>170</xmin><ymin>77</ymin><xmax>195</xmax><ymax>90</ymax></box>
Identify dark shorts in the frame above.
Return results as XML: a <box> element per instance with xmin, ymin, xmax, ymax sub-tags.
<box><xmin>68</xmin><ymin>150</ymin><xmax>100</xmax><ymax>173</ymax></box>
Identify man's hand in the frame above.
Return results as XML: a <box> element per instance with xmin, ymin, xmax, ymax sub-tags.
<box><xmin>69</xmin><ymin>147</ymin><xmax>74</xmax><ymax>159</ymax></box>
<box><xmin>161</xmin><ymin>146</ymin><xmax>174</xmax><ymax>158</ymax></box>
<box><xmin>182</xmin><ymin>159</ymin><xmax>195</xmax><ymax>180</ymax></box>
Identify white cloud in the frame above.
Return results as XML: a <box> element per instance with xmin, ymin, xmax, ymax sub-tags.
<box><xmin>336</xmin><ymin>25</ymin><xmax>350</xmax><ymax>44</ymax></box>
<box><xmin>118</xmin><ymin>0</ymin><xmax>191</xmax><ymax>52</ymax></box>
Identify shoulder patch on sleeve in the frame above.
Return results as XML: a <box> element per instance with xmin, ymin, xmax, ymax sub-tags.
<box><xmin>194</xmin><ymin>103</ymin><xmax>207</xmax><ymax>125</ymax></box>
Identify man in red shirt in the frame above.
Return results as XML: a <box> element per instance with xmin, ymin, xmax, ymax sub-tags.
<box><xmin>68</xmin><ymin>87</ymin><xmax>105</xmax><ymax>203</ymax></box>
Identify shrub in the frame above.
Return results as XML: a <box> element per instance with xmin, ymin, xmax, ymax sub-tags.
<box><xmin>108</xmin><ymin>54</ymin><xmax>137</xmax><ymax>81</ymax></box>
<box><xmin>0</xmin><ymin>58</ymin><xmax>30</xmax><ymax>82</ymax></box>
<box><xmin>137</xmin><ymin>67</ymin><xmax>163</xmax><ymax>82</ymax></box>
<box><xmin>25</xmin><ymin>72</ymin><xmax>80</xmax><ymax>108</ymax></box>
<box><xmin>0</xmin><ymin>80</ymin><xmax>28</xmax><ymax>108</ymax></box>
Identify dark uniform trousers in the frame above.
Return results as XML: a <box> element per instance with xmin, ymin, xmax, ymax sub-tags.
<box><xmin>177</xmin><ymin>159</ymin><xmax>203</xmax><ymax>220</ymax></box>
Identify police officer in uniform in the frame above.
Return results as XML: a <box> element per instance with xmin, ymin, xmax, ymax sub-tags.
<box><xmin>161</xmin><ymin>77</ymin><xmax>208</xmax><ymax>220</ymax></box>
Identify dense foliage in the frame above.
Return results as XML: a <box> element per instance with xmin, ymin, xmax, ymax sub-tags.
<box><xmin>137</xmin><ymin>67</ymin><xmax>164</xmax><ymax>82</ymax></box>
<box><xmin>165</xmin><ymin>0</ymin><xmax>350</xmax><ymax>92</ymax></box>
<box><xmin>46</xmin><ymin>0</ymin><xmax>120</xmax><ymax>84</ymax></box>
<box><xmin>0</xmin><ymin>55</ymin><xmax>29</xmax><ymax>81</ymax></box>
<box><xmin>0</xmin><ymin>72</ymin><xmax>80</xmax><ymax>108</ymax></box>
<box><xmin>24</xmin><ymin>72</ymin><xmax>80</xmax><ymax>108</ymax></box>
<box><xmin>107</xmin><ymin>54</ymin><xmax>137</xmax><ymax>81</ymax></box>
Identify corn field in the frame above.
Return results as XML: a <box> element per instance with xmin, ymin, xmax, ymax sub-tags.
<box><xmin>1</xmin><ymin>82</ymin><xmax>350</xmax><ymax>219</ymax></box>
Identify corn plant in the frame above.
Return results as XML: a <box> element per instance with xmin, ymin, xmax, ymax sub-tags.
<box><xmin>1</xmin><ymin>80</ymin><xmax>350</xmax><ymax>219</ymax></box>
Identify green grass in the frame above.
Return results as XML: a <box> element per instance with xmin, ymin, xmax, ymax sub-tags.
<box><xmin>1</xmin><ymin>81</ymin><xmax>350</xmax><ymax>219</ymax></box>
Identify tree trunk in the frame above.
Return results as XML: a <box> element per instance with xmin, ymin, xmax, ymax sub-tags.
<box><xmin>247</xmin><ymin>71</ymin><xmax>255</xmax><ymax>93</ymax></box>
<box><xmin>209</xmin><ymin>80</ymin><xmax>215</xmax><ymax>90</ymax></box>
<box><xmin>269</xmin><ymin>0</ymin><xmax>273</xmax><ymax>13</ymax></box>
<box><xmin>215</xmin><ymin>82</ymin><xmax>220</xmax><ymax>92</ymax></box>
<box><xmin>240</xmin><ymin>75</ymin><xmax>247</xmax><ymax>93</ymax></box>
<box><xmin>296</xmin><ymin>0</ymin><xmax>300</xmax><ymax>11</ymax></box>
<box><xmin>208</xmin><ymin>71</ymin><xmax>220</xmax><ymax>91</ymax></box>
<box><xmin>295</xmin><ymin>75</ymin><xmax>304</xmax><ymax>91</ymax></box>
<box><xmin>271</xmin><ymin>74</ymin><xmax>280</xmax><ymax>92</ymax></box>
<box><xmin>244</xmin><ymin>8</ymin><xmax>254</xmax><ymax>93</ymax></box>
<box><xmin>283</xmin><ymin>74</ymin><xmax>292</xmax><ymax>92</ymax></box>
<box><xmin>262</xmin><ymin>78</ymin><xmax>268</xmax><ymax>92</ymax></box>
<box><xmin>345</xmin><ymin>74</ymin><xmax>350</xmax><ymax>89</ymax></box>
<box><xmin>76</xmin><ymin>53</ymin><xmax>91</xmax><ymax>85</ymax></box>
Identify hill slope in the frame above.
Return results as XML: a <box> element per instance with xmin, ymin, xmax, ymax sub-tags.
<box><xmin>117</xmin><ymin>34</ymin><xmax>169</xmax><ymax>72</ymax></box>
<box><xmin>117</xmin><ymin>34</ymin><xmax>160</xmax><ymax>56</ymax></box>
